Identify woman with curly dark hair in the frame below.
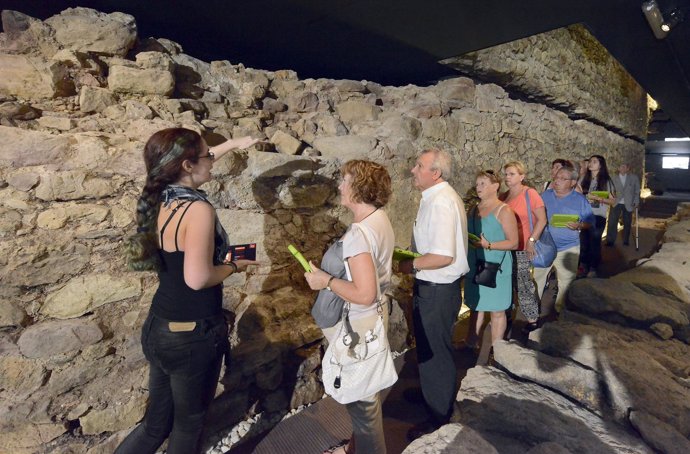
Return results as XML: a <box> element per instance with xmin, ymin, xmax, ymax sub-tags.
<box><xmin>304</xmin><ymin>159</ymin><xmax>395</xmax><ymax>454</ymax></box>
<box><xmin>116</xmin><ymin>128</ymin><xmax>258</xmax><ymax>454</ymax></box>
<box><xmin>578</xmin><ymin>154</ymin><xmax>616</xmax><ymax>277</ymax></box>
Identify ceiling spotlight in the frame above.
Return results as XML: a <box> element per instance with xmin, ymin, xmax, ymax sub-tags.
<box><xmin>661</xmin><ymin>9</ymin><xmax>684</xmax><ymax>32</ymax></box>
<box><xmin>642</xmin><ymin>0</ymin><xmax>668</xmax><ymax>39</ymax></box>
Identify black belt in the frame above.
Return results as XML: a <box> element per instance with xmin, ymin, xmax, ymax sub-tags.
<box><xmin>414</xmin><ymin>278</ymin><xmax>455</xmax><ymax>287</ymax></box>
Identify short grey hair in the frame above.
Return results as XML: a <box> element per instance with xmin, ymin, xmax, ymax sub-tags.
<box><xmin>558</xmin><ymin>166</ymin><xmax>579</xmax><ymax>181</ymax></box>
<box><xmin>421</xmin><ymin>148</ymin><xmax>453</xmax><ymax>181</ymax></box>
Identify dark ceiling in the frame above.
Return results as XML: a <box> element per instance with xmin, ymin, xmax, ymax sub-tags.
<box><xmin>3</xmin><ymin>0</ymin><xmax>690</xmax><ymax>138</ymax></box>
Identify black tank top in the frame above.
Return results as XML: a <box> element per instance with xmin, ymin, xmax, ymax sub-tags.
<box><xmin>151</xmin><ymin>201</ymin><xmax>223</xmax><ymax>321</ymax></box>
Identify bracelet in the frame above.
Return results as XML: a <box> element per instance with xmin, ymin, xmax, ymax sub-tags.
<box><xmin>487</xmin><ymin>242</ymin><xmax>492</xmax><ymax>250</ymax></box>
<box><xmin>228</xmin><ymin>261</ymin><xmax>238</xmax><ymax>273</ymax></box>
<box><xmin>326</xmin><ymin>275</ymin><xmax>335</xmax><ymax>291</ymax></box>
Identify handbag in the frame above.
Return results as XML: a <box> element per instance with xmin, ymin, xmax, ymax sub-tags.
<box><xmin>470</xmin><ymin>206</ymin><xmax>506</xmax><ymax>288</ymax></box>
<box><xmin>525</xmin><ymin>189</ymin><xmax>557</xmax><ymax>268</ymax></box>
<box><xmin>321</xmin><ymin>225</ymin><xmax>398</xmax><ymax>404</ymax></box>
<box><xmin>473</xmin><ymin>258</ymin><xmax>504</xmax><ymax>288</ymax></box>
<box><xmin>311</xmin><ymin>240</ymin><xmax>347</xmax><ymax>328</ymax></box>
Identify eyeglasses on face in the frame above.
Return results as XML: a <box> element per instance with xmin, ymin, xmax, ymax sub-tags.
<box><xmin>198</xmin><ymin>151</ymin><xmax>215</xmax><ymax>161</ymax></box>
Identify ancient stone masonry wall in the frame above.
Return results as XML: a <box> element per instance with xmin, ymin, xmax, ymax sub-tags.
<box><xmin>442</xmin><ymin>24</ymin><xmax>649</xmax><ymax>141</ymax></box>
<box><xmin>0</xmin><ymin>8</ymin><xmax>646</xmax><ymax>453</ymax></box>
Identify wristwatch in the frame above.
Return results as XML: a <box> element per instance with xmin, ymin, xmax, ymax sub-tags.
<box><xmin>528</xmin><ymin>237</ymin><xmax>536</xmax><ymax>243</ymax></box>
<box><xmin>412</xmin><ymin>259</ymin><xmax>420</xmax><ymax>274</ymax></box>
<box><xmin>326</xmin><ymin>275</ymin><xmax>335</xmax><ymax>291</ymax></box>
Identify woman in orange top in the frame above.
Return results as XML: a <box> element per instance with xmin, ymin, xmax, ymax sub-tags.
<box><xmin>501</xmin><ymin>161</ymin><xmax>547</xmax><ymax>332</ymax></box>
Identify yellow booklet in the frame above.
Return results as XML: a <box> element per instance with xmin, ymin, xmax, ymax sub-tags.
<box><xmin>550</xmin><ymin>214</ymin><xmax>579</xmax><ymax>228</ymax></box>
<box><xmin>393</xmin><ymin>247</ymin><xmax>421</xmax><ymax>261</ymax></box>
<box><xmin>590</xmin><ymin>191</ymin><xmax>610</xmax><ymax>199</ymax></box>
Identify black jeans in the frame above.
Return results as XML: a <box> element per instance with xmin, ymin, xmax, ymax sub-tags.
<box><xmin>412</xmin><ymin>277</ymin><xmax>462</xmax><ymax>423</ymax></box>
<box><xmin>115</xmin><ymin>312</ymin><xmax>229</xmax><ymax>454</ymax></box>
<box><xmin>580</xmin><ymin>215</ymin><xmax>606</xmax><ymax>271</ymax></box>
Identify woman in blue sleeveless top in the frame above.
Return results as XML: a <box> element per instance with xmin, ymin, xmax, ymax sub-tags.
<box><xmin>464</xmin><ymin>170</ymin><xmax>519</xmax><ymax>349</ymax></box>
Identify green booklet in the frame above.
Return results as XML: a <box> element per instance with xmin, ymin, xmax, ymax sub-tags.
<box><xmin>590</xmin><ymin>191</ymin><xmax>610</xmax><ymax>199</ymax></box>
<box><xmin>550</xmin><ymin>214</ymin><xmax>579</xmax><ymax>228</ymax></box>
<box><xmin>468</xmin><ymin>232</ymin><xmax>481</xmax><ymax>243</ymax></box>
<box><xmin>393</xmin><ymin>247</ymin><xmax>421</xmax><ymax>261</ymax></box>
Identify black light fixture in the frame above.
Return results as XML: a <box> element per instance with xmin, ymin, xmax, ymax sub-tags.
<box><xmin>642</xmin><ymin>1</ymin><xmax>686</xmax><ymax>39</ymax></box>
<box><xmin>642</xmin><ymin>0</ymin><xmax>669</xmax><ymax>39</ymax></box>
<box><xmin>661</xmin><ymin>8</ymin><xmax>684</xmax><ymax>32</ymax></box>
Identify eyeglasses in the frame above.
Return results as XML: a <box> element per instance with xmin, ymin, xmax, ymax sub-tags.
<box><xmin>198</xmin><ymin>151</ymin><xmax>215</xmax><ymax>161</ymax></box>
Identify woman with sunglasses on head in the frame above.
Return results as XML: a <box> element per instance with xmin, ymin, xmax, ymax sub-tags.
<box><xmin>500</xmin><ymin>161</ymin><xmax>547</xmax><ymax>333</ymax></box>
<box><xmin>117</xmin><ymin>128</ymin><xmax>259</xmax><ymax>454</ymax></box>
<box><xmin>465</xmin><ymin>170</ymin><xmax>518</xmax><ymax>350</ymax></box>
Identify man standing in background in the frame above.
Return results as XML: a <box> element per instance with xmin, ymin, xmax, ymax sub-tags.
<box><xmin>607</xmin><ymin>162</ymin><xmax>641</xmax><ymax>247</ymax></box>
<box><xmin>400</xmin><ymin>148</ymin><xmax>469</xmax><ymax>441</ymax></box>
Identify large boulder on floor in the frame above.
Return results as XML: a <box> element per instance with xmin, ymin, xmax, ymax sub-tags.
<box><xmin>640</xmin><ymin>242</ymin><xmax>690</xmax><ymax>295</ymax></box>
<box><xmin>403</xmin><ymin>423</ymin><xmax>498</xmax><ymax>453</ymax></box>
<box><xmin>452</xmin><ymin>367</ymin><xmax>651</xmax><ymax>453</ymax></box>
<box><xmin>567</xmin><ymin>278</ymin><xmax>689</xmax><ymax>330</ymax></box>
<box><xmin>611</xmin><ymin>265</ymin><xmax>690</xmax><ymax>306</ymax></box>
<box><xmin>629</xmin><ymin>410</ymin><xmax>690</xmax><ymax>454</ymax></box>
<box><xmin>529</xmin><ymin>318</ymin><xmax>690</xmax><ymax>437</ymax></box>
<box><xmin>664</xmin><ymin>218</ymin><xmax>690</xmax><ymax>243</ymax></box>
<box><xmin>492</xmin><ymin>340</ymin><xmax>605</xmax><ymax>413</ymax></box>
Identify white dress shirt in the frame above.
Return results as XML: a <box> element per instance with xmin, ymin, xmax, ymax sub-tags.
<box><xmin>412</xmin><ymin>181</ymin><xmax>469</xmax><ymax>283</ymax></box>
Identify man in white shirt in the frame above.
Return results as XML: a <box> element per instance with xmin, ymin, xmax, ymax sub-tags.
<box><xmin>606</xmin><ymin>162</ymin><xmax>641</xmax><ymax>247</ymax></box>
<box><xmin>400</xmin><ymin>148</ymin><xmax>469</xmax><ymax>440</ymax></box>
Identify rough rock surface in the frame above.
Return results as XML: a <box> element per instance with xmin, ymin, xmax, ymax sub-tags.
<box><xmin>0</xmin><ymin>6</ymin><xmax>653</xmax><ymax>453</ymax></box>
<box><xmin>452</xmin><ymin>367</ymin><xmax>652</xmax><ymax>453</ymax></box>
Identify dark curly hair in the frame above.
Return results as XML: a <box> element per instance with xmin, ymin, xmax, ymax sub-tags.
<box><xmin>341</xmin><ymin>160</ymin><xmax>392</xmax><ymax>208</ymax></box>
<box><xmin>125</xmin><ymin>128</ymin><xmax>204</xmax><ymax>271</ymax></box>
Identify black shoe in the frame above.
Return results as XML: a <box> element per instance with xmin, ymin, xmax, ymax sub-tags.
<box><xmin>521</xmin><ymin>321</ymin><xmax>539</xmax><ymax>334</ymax></box>
<box><xmin>605</xmin><ymin>242</ymin><xmax>614</xmax><ymax>247</ymax></box>
<box><xmin>407</xmin><ymin>420</ymin><xmax>441</xmax><ymax>442</ymax></box>
<box><xmin>623</xmin><ymin>241</ymin><xmax>630</xmax><ymax>246</ymax></box>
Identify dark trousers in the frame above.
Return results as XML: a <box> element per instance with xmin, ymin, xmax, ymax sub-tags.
<box><xmin>115</xmin><ymin>313</ymin><xmax>228</xmax><ymax>454</ymax></box>
<box><xmin>580</xmin><ymin>215</ymin><xmax>606</xmax><ymax>271</ymax></box>
<box><xmin>607</xmin><ymin>204</ymin><xmax>633</xmax><ymax>245</ymax></box>
<box><xmin>412</xmin><ymin>277</ymin><xmax>461</xmax><ymax>423</ymax></box>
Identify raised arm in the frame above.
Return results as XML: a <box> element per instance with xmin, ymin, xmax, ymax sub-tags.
<box><xmin>210</xmin><ymin>135</ymin><xmax>260</xmax><ymax>160</ymax></box>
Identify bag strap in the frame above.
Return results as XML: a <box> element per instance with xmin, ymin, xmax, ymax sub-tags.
<box><xmin>525</xmin><ymin>189</ymin><xmax>535</xmax><ymax>234</ymax></box>
<box><xmin>474</xmin><ymin>205</ymin><xmax>507</xmax><ymax>269</ymax></box>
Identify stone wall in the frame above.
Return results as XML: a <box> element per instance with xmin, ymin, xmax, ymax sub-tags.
<box><xmin>0</xmin><ymin>8</ymin><xmax>646</xmax><ymax>453</ymax></box>
<box><xmin>442</xmin><ymin>24</ymin><xmax>649</xmax><ymax>141</ymax></box>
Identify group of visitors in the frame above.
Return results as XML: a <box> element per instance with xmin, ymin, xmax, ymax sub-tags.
<box><xmin>120</xmin><ymin>127</ymin><xmax>641</xmax><ymax>454</ymax></box>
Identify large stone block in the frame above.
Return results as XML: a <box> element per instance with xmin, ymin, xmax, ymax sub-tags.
<box><xmin>108</xmin><ymin>65</ymin><xmax>174</xmax><ymax>96</ymax></box>
<box><xmin>313</xmin><ymin>135</ymin><xmax>377</xmax><ymax>161</ymax></box>
<box><xmin>42</xmin><ymin>274</ymin><xmax>142</xmax><ymax>319</ymax></box>
<box><xmin>45</xmin><ymin>7</ymin><xmax>137</xmax><ymax>57</ymax></box>
<box><xmin>336</xmin><ymin>99</ymin><xmax>381</xmax><ymax>124</ymax></box>
<box><xmin>80</xmin><ymin>393</ymin><xmax>147</xmax><ymax>435</ymax></box>
<box><xmin>270</xmin><ymin>130</ymin><xmax>303</xmax><ymax>155</ymax></box>
<box><xmin>35</xmin><ymin>170</ymin><xmax>121</xmax><ymax>201</ymax></box>
<box><xmin>79</xmin><ymin>86</ymin><xmax>117</xmax><ymax>113</ymax></box>
<box><xmin>0</xmin><ymin>55</ymin><xmax>71</xmax><ymax>99</ymax></box>
<box><xmin>18</xmin><ymin>318</ymin><xmax>103</xmax><ymax>358</ymax></box>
